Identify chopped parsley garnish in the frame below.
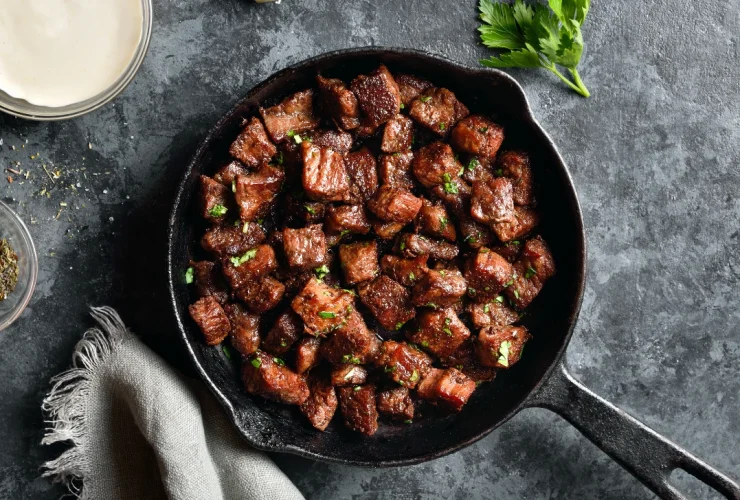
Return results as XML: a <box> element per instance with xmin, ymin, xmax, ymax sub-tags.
<box><xmin>444</xmin><ymin>317</ymin><xmax>452</xmax><ymax>325</ymax></box>
<box><xmin>395</xmin><ymin>321</ymin><xmax>405</xmax><ymax>331</ymax></box>
<box><xmin>503</xmin><ymin>277</ymin><xmax>515</xmax><ymax>287</ymax></box>
<box><xmin>230</xmin><ymin>248</ymin><xmax>258</xmax><ymax>267</ymax></box>
<box><xmin>353</xmin><ymin>385</ymin><xmax>362</xmax><ymax>392</ymax></box>
<box><xmin>275</xmin><ymin>151</ymin><xmax>284</xmax><ymax>165</ymax></box>
<box><xmin>439</xmin><ymin>270</ymin><xmax>446</xmax><ymax>276</ymax></box>
<box><xmin>185</xmin><ymin>267</ymin><xmax>194</xmax><ymax>284</ymax></box>
<box><xmin>304</xmin><ymin>204</ymin><xmax>316</xmax><ymax>215</ymax></box>
<box><xmin>513</xmin><ymin>289</ymin><xmax>520</xmax><ymax>299</ymax></box>
<box><xmin>420</xmin><ymin>96</ymin><xmax>432</xmax><ymax>103</ymax></box>
<box><xmin>510</xmin><ymin>240</ymin><xmax>521</xmax><ymax>245</ymax></box>
<box><xmin>443</xmin><ymin>327</ymin><xmax>453</xmax><ymax>336</ymax></box>
<box><xmin>483</xmin><ymin>303</ymin><xmax>490</xmax><ymax>313</ymax></box>
<box><xmin>400</xmin><ymin>103</ymin><xmax>405</xmax><ymax>110</ymax></box>
<box><xmin>409</xmin><ymin>370</ymin><xmax>420</xmax><ymax>383</ymax></box>
<box><xmin>468</xmin><ymin>287</ymin><xmax>477</xmax><ymax>296</ymax></box>
<box><xmin>440</xmin><ymin>173</ymin><xmax>459</xmax><ymax>194</ymax></box>
<box><xmin>384</xmin><ymin>365</ymin><xmax>397</xmax><ymax>373</ymax></box>
<box><xmin>466</xmin><ymin>158</ymin><xmax>480</xmax><ymax>171</ymax></box>
<box><xmin>339</xmin><ymin>229</ymin><xmax>351</xmax><ymax>238</ymax></box>
<box><xmin>439</xmin><ymin>122</ymin><xmax>446</xmax><ymax>131</ymax></box>
<box><xmin>250</xmin><ymin>358</ymin><xmax>262</xmax><ymax>369</ymax></box>
<box><xmin>494</xmin><ymin>295</ymin><xmax>505</xmax><ymax>303</ymax></box>
<box><xmin>439</xmin><ymin>216</ymin><xmax>448</xmax><ymax>230</ymax></box>
<box><xmin>280</xmin><ymin>340</ymin><xmax>287</xmax><ymax>348</ymax></box>
<box><xmin>404</xmin><ymin>419</ymin><xmax>413</xmax><ymax>424</ymax></box>
<box><xmin>318</xmin><ymin>311</ymin><xmax>336</xmax><ymax>319</ymax></box>
<box><xmin>273</xmin><ymin>357</ymin><xmax>285</xmax><ymax>366</ymax></box>
<box><xmin>420</xmin><ymin>341</ymin><xmax>429</xmax><ymax>348</ymax></box>
<box><xmin>208</xmin><ymin>204</ymin><xmax>228</xmax><ymax>217</ymax></box>
<box><xmin>222</xmin><ymin>345</ymin><xmax>232</xmax><ymax>360</ymax></box>
<box><xmin>497</xmin><ymin>340</ymin><xmax>512</xmax><ymax>367</ymax></box>
<box><xmin>287</xmin><ymin>130</ymin><xmax>303</xmax><ymax>144</ymax></box>
<box><xmin>342</xmin><ymin>354</ymin><xmax>362</xmax><ymax>364</ymax></box>
<box><xmin>242</xmin><ymin>221</ymin><xmax>251</xmax><ymax>233</ymax></box>
<box><xmin>495</xmin><ymin>168</ymin><xmax>504</xmax><ymax>176</ymax></box>
<box><xmin>400</xmin><ymin>241</ymin><xmax>406</xmax><ymax>251</ymax></box>
<box><xmin>424</xmin><ymin>302</ymin><xmax>438</xmax><ymax>309</ymax></box>
<box><xmin>408</xmin><ymin>272</ymin><xmax>416</xmax><ymax>281</ymax></box>
<box><xmin>231</xmin><ymin>180</ymin><xmax>237</xmax><ymax>193</ymax></box>
<box><xmin>479</xmin><ymin>126</ymin><xmax>489</xmax><ymax>133</ymax></box>
<box><xmin>314</xmin><ymin>264</ymin><xmax>330</xmax><ymax>280</ymax></box>
<box><xmin>525</xmin><ymin>266</ymin><xmax>537</xmax><ymax>278</ymax></box>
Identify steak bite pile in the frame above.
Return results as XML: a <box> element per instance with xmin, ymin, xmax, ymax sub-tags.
<box><xmin>186</xmin><ymin>65</ymin><xmax>556</xmax><ymax>436</ymax></box>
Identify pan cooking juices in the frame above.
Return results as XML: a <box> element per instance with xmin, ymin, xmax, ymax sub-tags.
<box><xmin>0</xmin><ymin>0</ymin><xmax>143</xmax><ymax>108</ymax></box>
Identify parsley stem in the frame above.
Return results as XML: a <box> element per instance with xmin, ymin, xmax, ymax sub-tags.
<box><xmin>546</xmin><ymin>63</ymin><xmax>590</xmax><ymax>98</ymax></box>
<box><xmin>568</xmin><ymin>68</ymin><xmax>590</xmax><ymax>98</ymax></box>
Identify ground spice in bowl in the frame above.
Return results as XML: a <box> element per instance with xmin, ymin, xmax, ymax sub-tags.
<box><xmin>0</xmin><ymin>239</ymin><xmax>19</xmax><ymax>301</ymax></box>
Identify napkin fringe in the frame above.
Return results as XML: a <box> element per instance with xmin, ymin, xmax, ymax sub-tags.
<box><xmin>40</xmin><ymin>306</ymin><xmax>129</xmax><ymax>499</ymax></box>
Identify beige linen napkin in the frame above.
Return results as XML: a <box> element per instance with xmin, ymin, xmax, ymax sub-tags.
<box><xmin>41</xmin><ymin>306</ymin><xmax>305</xmax><ymax>500</ymax></box>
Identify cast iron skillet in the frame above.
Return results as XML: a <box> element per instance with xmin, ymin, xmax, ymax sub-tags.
<box><xmin>167</xmin><ymin>47</ymin><xmax>740</xmax><ymax>499</ymax></box>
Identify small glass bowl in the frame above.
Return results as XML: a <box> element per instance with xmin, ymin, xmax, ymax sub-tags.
<box><xmin>0</xmin><ymin>201</ymin><xmax>38</xmax><ymax>331</ymax></box>
<box><xmin>0</xmin><ymin>0</ymin><xmax>153</xmax><ymax>121</ymax></box>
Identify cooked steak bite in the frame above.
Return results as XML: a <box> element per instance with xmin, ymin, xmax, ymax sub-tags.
<box><xmin>264</xmin><ymin>309</ymin><xmax>303</xmax><ymax>355</ymax></box>
<box><xmin>302</xmin><ymin>142</ymin><xmax>351</xmax><ymax>203</ymax></box>
<box><xmin>243</xmin><ymin>351</ymin><xmax>310</xmax><ymax>405</ymax></box>
<box><xmin>350</xmin><ymin>64</ymin><xmax>401</xmax><ymax>128</ymax></box>
<box><xmin>344</xmin><ymin>147</ymin><xmax>379</xmax><ymax>203</ymax></box>
<box><xmin>234</xmin><ymin>164</ymin><xmax>285</xmax><ymax>222</ymax></box>
<box><xmin>441</xmin><ymin>338</ymin><xmax>497</xmax><ymax>382</ymax></box>
<box><xmin>377</xmin><ymin>387</ymin><xmax>415</xmax><ymax>421</ymax></box>
<box><xmin>229</xmin><ymin>116</ymin><xmax>277</xmax><ymax>168</ymax></box>
<box><xmin>476</xmin><ymin>325</ymin><xmax>531</xmax><ymax>369</ymax></box>
<box><xmin>464</xmin><ymin>247</ymin><xmax>515</xmax><ymax>301</ymax></box>
<box><xmin>285</xmin><ymin>193</ymin><xmax>325</xmax><ymax>225</ymax></box>
<box><xmin>320</xmin><ymin>310</ymin><xmax>381</xmax><ymax>365</ymax></box>
<box><xmin>331</xmin><ymin>364</ymin><xmax>368</xmax><ymax>386</ymax></box>
<box><xmin>300</xmin><ymin>374</ymin><xmax>338</xmax><ymax>431</ymax></box>
<box><xmin>381</xmin><ymin>114</ymin><xmax>414</xmax><ymax>153</ymax></box>
<box><xmin>408</xmin><ymin>308</ymin><xmax>470</xmax><ymax>358</ymax></box>
<box><xmin>291</xmin><ymin>277</ymin><xmax>355</xmax><ymax>336</ymax></box>
<box><xmin>324</xmin><ymin>204</ymin><xmax>371</xmax><ymax>236</ymax></box>
<box><xmin>201</xmin><ymin>223</ymin><xmax>266</xmax><ymax>257</ymax></box>
<box><xmin>221</xmin><ymin>244</ymin><xmax>278</xmax><ymax>290</ymax></box>
<box><xmin>213</xmin><ymin>161</ymin><xmax>249</xmax><ymax>186</ymax></box>
<box><xmin>260</xmin><ymin>89</ymin><xmax>320</xmax><ymax>143</ymax></box>
<box><xmin>378</xmin><ymin>152</ymin><xmax>415</xmax><ymax>190</ymax></box>
<box><xmin>282</xmin><ymin>224</ymin><xmax>328</xmax><ymax>270</ymax></box>
<box><xmin>306</xmin><ymin>128</ymin><xmax>354</xmax><ymax>153</ymax></box>
<box><xmin>411</xmin><ymin>268</ymin><xmax>467</xmax><ymax>308</ymax></box>
<box><xmin>358</xmin><ymin>275</ymin><xmax>416</xmax><ymax>331</ymax></box>
<box><xmin>199</xmin><ymin>175</ymin><xmax>230</xmax><ymax>223</ymax></box>
<box><xmin>395</xmin><ymin>73</ymin><xmax>433</xmax><ymax>106</ymax></box>
<box><xmin>367</xmin><ymin>185</ymin><xmax>423</xmax><ymax>224</ymax></box>
<box><xmin>466</xmin><ymin>299</ymin><xmax>519</xmax><ymax>329</ymax></box>
<box><xmin>338</xmin><ymin>385</ymin><xmax>379</xmax><ymax>436</ymax></box>
<box><xmin>295</xmin><ymin>337</ymin><xmax>322</xmax><ymax>374</ymax></box>
<box><xmin>450</xmin><ymin>115</ymin><xmax>504</xmax><ymax>159</ymax></box>
<box><xmin>458</xmin><ymin>215</ymin><xmax>494</xmax><ymax>249</ymax></box>
<box><xmin>224</xmin><ymin>303</ymin><xmax>260</xmax><ymax>356</ymax></box>
<box><xmin>375</xmin><ymin>340</ymin><xmax>433</xmax><ymax>389</ymax></box>
<box><xmin>461</xmin><ymin>156</ymin><xmax>494</xmax><ymax>184</ymax></box>
<box><xmin>416</xmin><ymin>367</ymin><xmax>476</xmax><ymax>412</ymax></box>
<box><xmin>235</xmin><ymin>276</ymin><xmax>285</xmax><ymax>313</ymax></box>
<box><xmin>412</xmin><ymin>141</ymin><xmax>463</xmax><ymax>188</ymax></box>
<box><xmin>470</xmin><ymin>177</ymin><xmax>515</xmax><ymax>226</ymax></box>
<box><xmin>504</xmin><ymin>236</ymin><xmax>555</xmax><ymax>309</ymax></box>
<box><xmin>189</xmin><ymin>296</ymin><xmax>231</xmax><ymax>345</ymax></box>
<box><xmin>490</xmin><ymin>240</ymin><xmax>522</xmax><ymax>262</ymax></box>
<box><xmin>409</xmin><ymin>88</ymin><xmax>469</xmax><ymax>136</ymax></box>
<box><xmin>190</xmin><ymin>260</ymin><xmax>229</xmax><ymax>304</ymax></box>
<box><xmin>416</xmin><ymin>199</ymin><xmax>456</xmax><ymax>242</ymax></box>
<box><xmin>380</xmin><ymin>254</ymin><xmax>429</xmax><ymax>287</ymax></box>
<box><xmin>371</xmin><ymin>218</ymin><xmax>406</xmax><ymax>240</ymax></box>
<box><xmin>430</xmin><ymin>177</ymin><xmax>472</xmax><ymax>217</ymax></box>
<box><xmin>499</xmin><ymin>150</ymin><xmax>534</xmax><ymax>205</ymax></box>
<box><xmin>339</xmin><ymin>241</ymin><xmax>379</xmax><ymax>285</ymax></box>
<box><xmin>492</xmin><ymin>206</ymin><xmax>539</xmax><ymax>242</ymax></box>
<box><xmin>316</xmin><ymin>75</ymin><xmax>361</xmax><ymax>130</ymax></box>
<box><xmin>397</xmin><ymin>233</ymin><xmax>459</xmax><ymax>261</ymax></box>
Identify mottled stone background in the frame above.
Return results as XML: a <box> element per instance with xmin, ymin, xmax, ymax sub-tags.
<box><xmin>0</xmin><ymin>1</ymin><xmax>738</xmax><ymax>499</ymax></box>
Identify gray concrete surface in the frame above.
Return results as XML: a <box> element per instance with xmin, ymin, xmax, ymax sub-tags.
<box><xmin>1</xmin><ymin>0</ymin><xmax>739</xmax><ymax>498</ymax></box>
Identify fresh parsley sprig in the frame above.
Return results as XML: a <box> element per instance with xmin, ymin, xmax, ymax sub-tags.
<box><xmin>478</xmin><ymin>0</ymin><xmax>591</xmax><ymax>97</ymax></box>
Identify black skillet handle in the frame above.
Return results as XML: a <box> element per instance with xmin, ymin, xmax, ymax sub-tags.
<box><xmin>526</xmin><ymin>361</ymin><xmax>740</xmax><ymax>499</ymax></box>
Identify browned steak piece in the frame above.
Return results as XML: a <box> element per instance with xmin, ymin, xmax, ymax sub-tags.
<box><xmin>316</xmin><ymin>75</ymin><xmax>361</xmax><ymax>130</ymax></box>
<box><xmin>470</xmin><ymin>177</ymin><xmax>515</xmax><ymax>226</ymax></box>
<box><xmin>190</xmin><ymin>260</ymin><xmax>228</xmax><ymax>304</ymax></box>
<box><xmin>199</xmin><ymin>175</ymin><xmax>230</xmax><ymax>223</ymax></box>
<box><xmin>492</xmin><ymin>206</ymin><xmax>539</xmax><ymax>242</ymax></box>
<box><xmin>504</xmin><ymin>236</ymin><xmax>555</xmax><ymax>309</ymax></box>
<box><xmin>381</xmin><ymin>114</ymin><xmax>414</xmax><ymax>153</ymax></box>
<box><xmin>370</xmin><ymin>219</ymin><xmax>405</xmax><ymax>240</ymax></box>
<box><xmin>464</xmin><ymin>247</ymin><xmax>515</xmax><ymax>302</ymax></box>
<box><xmin>450</xmin><ymin>115</ymin><xmax>504</xmax><ymax>159</ymax></box>
<box><xmin>220</xmin><ymin>244</ymin><xmax>278</xmax><ymax>290</ymax></box>
<box><xmin>338</xmin><ymin>385</ymin><xmax>379</xmax><ymax>436</ymax></box>
<box><xmin>224</xmin><ymin>303</ymin><xmax>260</xmax><ymax>356</ymax></box>
<box><xmin>466</xmin><ymin>300</ymin><xmax>519</xmax><ymax>329</ymax></box>
<box><xmin>300</xmin><ymin>374</ymin><xmax>338</xmax><ymax>431</ymax></box>
<box><xmin>412</xmin><ymin>141</ymin><xmax>463</xmax><ymax>188</ymax></box>
<box><xmin>380</xmin><ymin>254</ymin><xmax>429</xmax><ymax>287</ymax></box>
<box><xmin>397</xmin><ymin>233</ymin><xmax>459</xmax><ymax>261</ymax></box>
<box><xmin>264</xmin><ymin>309</ymin><xmax>303</xmax><ymax>355</ymax></box>
<box><xmin>490</xmin><ymin>240</ymin><xmax>522</xmax><ymax>262</ymax></box>
<box><xmin>409</xmin><ymin>88</ymin><xmax>469</xmax><ymax>136</ymax></box>
<box><xmin>430</xmin><ymin>177</ymin><xmax>471</xmax><ymax>217</ymax></box>
<box><xmin>498</xmin><ymin>150</ymin><xmax>534</xmax><ymax>206</ymax></box>
<box><xmin>461</xmin><ymin>156</ymin><xmax>494</xmax><ymax>184</ymax></box>
<box><xmin>394</xmin><ymin>73</ymin><xmax>433</xmax><ymax>106</ymax></box>
<box><xmin>320</xmin><ymin>310</ymin><xmax>381</xmax><ymax>365</ymax></box>
<box><xmin>416</xmin><ymin>367</ymin><xmax>476</xmax><ymax>412</ymax></box>
<box><xmin>235</xmin><ymin>275</ymin><xmax>285</xmax><ymax>313</ymax></box>
<box><xmin>440</xmin><ymin>338</ymin><xmax>497</xmax><ymax>382</ymax></box>
<box><xmin>415</xmin><ymin>199</ymin><xmax>456</xmax><ymax>242</ymax></box>
<box><xmin>358</xmin><ymin>275</ymin><xmax>416</xmax><ymax>331</ymax></box>
<box><xmin>458</xmin><ymin>215</ymin><xmax>494</xmax><ymax>249</ymax></box>
<box><xmin>377</xmin><ymin>387</ymin><xmax>414</xmax><ymax>421</ymax></box>
<box><xmin>285</xmin><ymin>195</ymin><xmax>326</xmax><ymax>225</ymax></box>
<box><xmin>302</xmin><ymin>142</ymin><xmax>351</xmax><ymax>202</ymax></box>
<box><xmin>375</xmin><ymin>340</ymin><xmax>433</xmax><ymax>389</ymax></box>
<box><xmin>200</xmin><ymin>223</ymin><xmax>266</xmax><ymax>257</ymax></box>
<box><xmin>229</xmin><ymin>116</ymin><xmax>277</xmax><ymax>168</ymax></box>
<box><xmin>344</xmin><ymin>147</ymin><xmax>379</xmax><ymax>204</ymax></box>
<box><xmin>295</xmin><ymin>337</ymin><xmax>322</xmax><ymax>374</ymax></box>
<box><xmin>291</xmin><ymin>277</ymin><xmax>355</xmax><ymax>336</ymax></box>
<box><xmin>339</xmin><ymin>241</ymin><xmax>379</xmax><ymax>285</ymax></box>
<box><xmin>476</xmin><ymin>325</ymin><xmax>531</xmax><ymax>369</ymax></box>
<box><xmin>378</xmin><ymin>152</ymin><xmax>415</xmax><ymax>190</ymax></box>
<box><xmin>213</xmin><ymin>161</ymin><xmax>248</xmax><ymax>186</ymax></box>
<box><xmin>407</xmin><ymin>308</ymin><xmax>470</xmax><ymax>358</ymax></box>
<box><xmin>243</xmin><ymin>351</ymin><xmax>310</xmax><ymax>405</ymax></box>
<box><xmin>189</xmin><ymin>296</ymin><xmax>230</xmax><ymax>345</ymax></box>
<box><xmin>306</xmin><ymin>128</ymin><xmax>354</xmax><ymax>153</ymax></box>
<box><xmin>350</xmin><ymin>64</ymin><xmax>401</xmax><ymax>128</ymax></box>
<box><xmin>282</xmin><ymin>224</ymin><xmax>328</xmax><ymax>270</ymax></box>
<box><xmin>367</xmin><ymin>185</ymin><xmax>423</xmax><ymax>224</ymax></box>
<box><xmin>260</xmin><ymin>89</ymin><xmax>320</xmax><ymax>143</ymax></box>
<box><xmin>331</xmin><ymin>364</ymin><xmax>368</xmax><ymax>386</ymax></box>
<box><xmin>411</xmin><ymin>268</ymin><xmax>467</xmax><ymax>308</ymax></box>
<box><xmin>234</xmin><ymin>164</ymin><xmax>285</xmax><ymax>222</ymax></box>
<box><xmin>324</xmin><ymin>204</ymin><xmax>371</xmax><ymax>237</ymax></box>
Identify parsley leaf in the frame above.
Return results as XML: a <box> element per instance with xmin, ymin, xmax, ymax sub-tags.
<box><xmin>208</xmin><ymin>204</ymin><xmax>228</xmax><ymax>218</ymax></box>
<box><xmin>315</xmin><ymin>264</ymin><xmax>330</xmax><ymax>280</ymax></box>
<box><xmin>185</xmin><ymin>267</ymin><xmax>194</xmax><ymax>284</ymax></box>
<box><xmin>229</xmin><ymin>248</ymin><xmax>258</xmax><ymax>267</ymax></box>
<box><xmin>318</xmin><ymin>311</ymin><xmax>336</xmax><ymax>319</ymax></box>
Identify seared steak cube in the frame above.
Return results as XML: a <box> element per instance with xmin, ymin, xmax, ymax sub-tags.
<box><xmin>371</xmin><ymin>219</ymin><xmax>405</xmax><ymax>240</ymax></box>
<box><xmin>464</xmin><ymin>247</ymin><xmax>515</xmax><ymax>301</ymax></box>
<box><xmin>339</xmin><ymin>241</ymin><xmax>379</xmax><ymax>285</ymax></box>
<box><xmin>409</xmin><ymin>88</ymin><xmax>469</xmax><ymax>136</ymax></box>
<box><xmin>234</xmin><ymin>164</ymin><xmax>285</xmax><ymax>222</ymax></box>
<box><xmin>375</xmin><ymin>341</ymin><xmax>433</xmax><ymax>389</ymax></box>
<box><xmin>397</xmin><ymin>233</ymin><xmax>459</xmax><ymax>261</ymax></box>
<box><xmin>189</xmin><ymin>296</ymin><xmax>231</xmax><ymax>345</ymax></box>
<box><xmin>470</xmin><ymin>177</ymin><xmax>515</xmax><ymax>225</ymax></box>
<box><xmin>300</xmin><ymin>374</ymin><xmax>338</xmax><ymax>431</ymax></box>
<box><xmin>235</xmin><ymin>276</ymin><xmax>285</xmax><ymax>313</ymax></box>
<box><xmin>395</xmin><ymin>73</ymin><xmax>433</xmax><ymax>106</ymax></box>
<box><xmin>285</xmin><ymin>194</ymin><xmax>326</xmax><ymax>225</ymax></box>
<box><xmin>190</xmin><ymin>260</ymin><xmax>228</xmax><ymax>304</ymax></box>
<box><xmin>221</xmin><ymin>244</ymin><xmax>278</xmax><ymax>290</ymax></box>
<box><xmin>411</xmin><ymin>268</ymin><xmax>467</xmax><ymax>308</ymax></box>
<box><xmin>229</xmin><ymin>117</ymin><xmax>277</xmax><ymax>167</ymax></box>
<box><xmin>295</xmin><ymin>337</ymin><xmax>322</xmax><ymax>374</ymax></box>
<box><xmin>490</xmin><ymin>240</ymin><xmax>522</xmax><ymax>262</ymax></box>
<box><xmin>461</xmin><ymin>156</ymin><xmax>494</xmax><ymax>184</ymax></box>
<box><xmin>466</xmin><ymin>300</ymin><xmax>519</xmax><ymax>329</ymax></box>
<box><xmin>381</xmin><ymin>114</ymin><xmax>414</xmax><ymax>153</ymax></box>
<box><xmin>492</xmin><ymin>206</ymin><xmax>539</xmax><ymax>242</ymax></box>
<box><xmin>412</xmin><ymin>141</ymin><xmax>463</xmax><ymax>188</ymax></box>
<box><xmin>441</xmin><ymin>338</ymin><xmax>497</xmax><ymax>382</ymax></box>
<box><xmin>199</xmin><ymin>175</ymin><xmax>230</xmax><ymax>223</ymax></box>
<box><xmin>408</xmin><ymin>308</ymin><xmax>470</xmax><ymax>358</ymax></box>
<box><xmin>283</xmin><ymin>224</ymin><xmax>328</xmax><ymax>270</ymax></box>
<box><xmin>243</xmin><ymin>351</ymin><xmax>310</xmax><ymax>405</ymax></box>
<box><xmin>416</xmin><ymin>367</ymin><xmax>476</xmax><ymax>412</ymax></box>
<box><xmin>380</xmin><ymin>254</ymin><xmax>429</xmax><ymax>287</ymax></box>
<box><xmin>377</xmin><ymin>387</ymin><xmax>415</xmax><ymax>421</ymax></box>
<box><xmin>331</xmin><ymin>364</ymin><xmax>368</xmax><ymax>386</ymax></box>
<box><xmin>450</xmin><ymin>115</ymin><xmax>504</xmax><ymax>159</ymax></box>
<box><xmin>316</xmin><ymin>75</ymin><xmax>361</xmax><ymax>130</ymax></box>
<box><xmin>504</xmin><ymin>236</ymin><xmax>555</xmax><ymax>309</ymax></box>
<box><xmin>358</xmin><ymin>275</ymin><xmax>416</xmax><ymax>331</ymax></box>
<box><xmin>302</xmin><ymin>142</ymin><xmax>351</xmax><ymax>202</ymax></box>
<box><xmin>476</xmin><ymin>325</ymin><xmax>531</xmax><ymax>369</ymax></box>
<box><xmin>379</xmin><ymin>152</ymin><xmax>415</xmax><ymax>190</ymax></box>
<box><xmin>306</xmin><ymin>128</ymin><xmax>354</xmax><ymax>153</ymax></box>
<box><xmin>324</xmin><ymin>204</ymin><xmax>371</xmax><ymax>236</ymax></box>
<box><xmin>291</xmin><ymin>277</ymin><xmax>355</xmax><ymax>336</ymax></box>
<box><xmin>416</xmin><ymin>199</ymin><xmax>456</xmax><ymax>242</ymax></box>
<box><xmin>350</xmin><ymin>64</ymin><xmax>401</xmax><ymax>128</ymax></box>
<box><xmin>338</xmin><ymin>385</ymin><xmax>379</xmax><ymax>436</ymax></box>
<box><xmin>260</xmin><ymin>89</ymin><xmax>320</xmax><ymax>143</ymax></box>
<box><xmin>320</xmin><ymin>310</ymin><xmax>381</xmax><ymax>364</ymax></box>
<box><xmin>224</xmin><ymin>303</ymin><xmax>260</xmax><ymax>356</ymax></box>
<box><xmin>458</xmin><ymin>215</ymin><xmax>494</xmax><ymax>249</ymax></box>
<box><xmin>213</xmin><ymin>161</ymin><xmax>248</xmax><ymax>186</ymax></box>
<box><xmin>430</xmin><ymin>177</ymin><xmax>471</xmax><ymax>216</ymax></box>
<box><xmin>201</xmin><ymin>223</ymin><xmax>266</xmax><ymax>257</ymax></box>
<box><xmin>499</xmin><ymin>150</ymin><xmax>534</xmax><ymax>206</ymax></box>
<box><xmin>344</xmin><ymin>147</ymin><xmax>379</xmax><ymax>203</ymax></box>
<box><xmin>367</xmin><ymin>185</ymin><xmax>423</xmax><ymax>224</ymax></box>
<box><xmin>264</xmin><ymin>309</ymin><xmax>303</xmax><ymax>355</ymax></box>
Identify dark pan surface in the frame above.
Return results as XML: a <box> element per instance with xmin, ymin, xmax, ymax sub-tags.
<box><xmin>167</xmin><ymin>47</ymin><xmax>586</xmax><ymax>466</ymax></box>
